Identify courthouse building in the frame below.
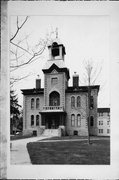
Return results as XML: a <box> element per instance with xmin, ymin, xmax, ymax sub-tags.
<box><xmin>21</xmin><ymin>38</ymin><xmax>100</xmax><ymax>137</ymax></box>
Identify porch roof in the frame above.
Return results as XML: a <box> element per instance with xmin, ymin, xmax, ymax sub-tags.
<box><xmin>39</xmin><ymin>110</ymin><xmax>66</xmax><ymax>114</ymax></box>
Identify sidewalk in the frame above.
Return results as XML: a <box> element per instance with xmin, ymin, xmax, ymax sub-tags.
<box><xmin>10</xmin><ymin>136</ymin><xmax>48</xmax><ymax>164</ymax></box>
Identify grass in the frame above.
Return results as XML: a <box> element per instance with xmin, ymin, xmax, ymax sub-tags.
<box><xmin>27</xmin><ymin>137</ymin><xmax>110</xmax><ymax>164</ymax></box>
<box><xmin>10</xmin><ymin>132</ymin><xmax>34</xmax><ymax>141</ymax></box>
<box><xmin>39</xmin><ymin>135</ymin><xmax>109</xmax><ymax>141</ymax></box>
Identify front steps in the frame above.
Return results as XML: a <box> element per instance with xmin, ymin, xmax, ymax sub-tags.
<box><xmin>42</xmin><ymin>129</ymin><xmax>61</xmax><ymax>137</ymax></box>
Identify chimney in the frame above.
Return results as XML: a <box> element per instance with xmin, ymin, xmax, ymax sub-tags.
<box><xmin>36</xmin><ymin>75</ymin><xmax>41</xmax><ymax>89</ymax></box>
<box><xmin>73</xmin><ymin>72</ymin><xmax>79</xmax><ymax>87</ymax></box>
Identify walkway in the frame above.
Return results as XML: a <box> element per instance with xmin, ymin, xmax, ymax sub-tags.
<box><xmin>10</xmin><ymin>136</ymin><xmax>109</xmax><ymax>164</ymax></box>
<box><xmin>10</xmin><ymin>136</ymin><xmax>49</xmax><ymax>165</ymax></box>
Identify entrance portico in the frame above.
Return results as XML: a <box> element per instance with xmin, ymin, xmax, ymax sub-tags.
<box><xmin>40</xmin><ymin>107</ymin><xmax>66</xmax><ymax>129</ymax></box>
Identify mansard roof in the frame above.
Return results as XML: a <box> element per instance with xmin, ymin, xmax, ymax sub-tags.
<box><xmin>21</xmin><ymin>88</ymin><xmax>44</xmax><ymax>95</ymax></box>
<box><xmin>42</xmin><ymin>63</ymin><xmax>70</xmax><ymax>80</ymax></box>
<box><xmin>97</xmin><ymin>108</ymin><xmax>110</xmax><ymax>113</ymax></box>
<box><xmin>66</xmin><ymin>85</ymin><xmax>100</xmax><ymax>93</ymax></box>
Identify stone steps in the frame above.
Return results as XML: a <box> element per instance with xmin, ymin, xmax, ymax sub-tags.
<box><xmin>42</xmin><ymin>129</ymin><xmax>61</xmax><ymax>137</ymax></box>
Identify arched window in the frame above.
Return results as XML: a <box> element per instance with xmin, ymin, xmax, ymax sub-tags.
<box><xmin>77</xmin><ymin>114</ymin><xmax>81</xmax><ymax>126</ymax></box>
<box><xmin>31</xmin><ymin>98</ymin><xmax>34</xmax><ymax>109</ymax></box>
<box><xmin>36</xmin><ymin>115</ymin><xmax>39</xmax><ymax>126</ymax></box>
<box><xmin>49</xmin><ymin>91</ymin><xmax>60</xmax><ymax>106</ymax></box>
<box><xmin>31</xmin><ymin>115</ymin><xmax>34</xmax><ymax>126</ymax></box>
<box><xmin>71</xmin><ymin>114</ymin><xmax>75</xmax><ymax>126</ymax></box>
<box><xmin>71</xmin><ymin>96</ymin><xmax>75</xmax><ymax>108</ymax></box>
<box><xmin>90</xmin><ymin>116</ymin><xmax>94</xmax><ymax>126</ymax></box>
<box><xmin>90</xmin><ymin>96</ymin><xmax>94</xmax><ymax>109</ymax></box>
<box><xmin>77</xmin><ymin>96</ymin><xmax>81</xmax><ymax>108</ymax></box>
<box><xmin>36</xmin><ymin>98</ymin><xmax>40</xmax><ymax>109</ymax></box>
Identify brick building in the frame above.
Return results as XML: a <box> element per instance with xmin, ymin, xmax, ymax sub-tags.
<box><xmin>21</xmin><ymin>39</ymin><xmax>100</xmax><ymax>137</ymax></box>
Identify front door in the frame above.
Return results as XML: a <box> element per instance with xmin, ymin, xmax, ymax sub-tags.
<box><xmin>46</xmin><ymin>114</ymin><xmax>60</xmax><ymax>129</ymax></box>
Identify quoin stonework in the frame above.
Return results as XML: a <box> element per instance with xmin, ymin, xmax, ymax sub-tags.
<box><xmin>21</xmin><ymin>38</ymin><xmax>109</xmax><ymax>137</ymax></box>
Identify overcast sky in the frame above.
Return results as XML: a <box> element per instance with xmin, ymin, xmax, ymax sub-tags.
<box><xmin>10</xmin><ymin>15</ymin><xmax>110</xmax><ymax>108</ymax></box>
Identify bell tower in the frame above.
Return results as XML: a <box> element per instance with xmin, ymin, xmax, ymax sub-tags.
<box><xmin>48</xmin><ymin>41</ymin><xmax>66</xmax><ymax>61</ymax></box>
<box><xmin>42</xmin><ymin>37</ymin><xmax>70</xmax><ymax>109</ymax></box>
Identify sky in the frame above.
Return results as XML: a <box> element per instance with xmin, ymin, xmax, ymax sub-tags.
<box><xmin>10</xmin><ymin>15</ymin><xmax>110</xmax><ymax>108</ymax></box>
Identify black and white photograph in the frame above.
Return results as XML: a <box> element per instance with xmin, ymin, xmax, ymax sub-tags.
<box><xmin>1</xmin><ymin>1</ymin><xmax>119</xmax><ymax>179</ymax></box>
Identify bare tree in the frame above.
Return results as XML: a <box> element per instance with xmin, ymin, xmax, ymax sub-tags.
<box><xmin>10</xmin><ymin>16</ymin><xmax>55</xmax><ymax>87</ymax></box>
<box><xmin>81</xmin><ymin>59</ymin><xmax>103</xmax><ymax>144</ymax></box>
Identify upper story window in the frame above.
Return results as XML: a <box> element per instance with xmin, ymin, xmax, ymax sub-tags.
<box><xmin>77</xmin><ymin>114</ymin><xmax>81</xmax><ymax>126</ymax></box>
<box><xmin>31</xmin><ymin>115</ymin><xmax>34</xmax><ymax>126</ymax></box>
<box><xmin>107</xmin><ymin>121</ymin><xmax>110</xmax><ymax>125</ymax></box>
<box><xmin>99</xmin><ymin>121</ymin><xmax>103</xmax><ymax>125</ymax></box>
<box><xmin>36</xmin><ymin>98</ymin><xmax>40</xmax><ymax>109</ymax></box>
<box><xmin>51</xmin><ymin>77</ymin><xmax>58</xmax><ymax>85</ymax></box>
<box><xmin>99</xmin><ymin>112</ymin><xmax>103</xmax><ymax>116</ymax></box>
<box><xmin>71</xmin><ymin>96</ymin><xmax>75</xmax><ymax>108</ymax></box>
<box><xmin>77</xmin><ymin>96</ymin><xmax>81</xmax><ymax>108</ymax></box>
<box><xmin>90</xmin><ymin>116</ymin><xmax>94</xmax><ymax>126</ymax></box>
<box><xmin>90</xmin><ymin>96</ymin><xmax>94</xmax><ymax>109</ymax></box>
<box><xmin>49</xmin><ymin>91</ymin><xmax>60</xmax><ymax>106</ymax></box>
<box><xmin>36</xmin><ymin>115</ymin><xmax>39</xmax><ymax>126</ymax></box>
<box><xmin>31</xmin><ymin>98</ymin><xmax>34</xmax><ymax>109</ymax></box>
<box><xmin>71</xmin><ymin>114</ymin><xmax>75</xmax><ymax>126</ymax></box>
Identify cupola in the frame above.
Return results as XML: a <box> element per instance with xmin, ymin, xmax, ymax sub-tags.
<box><xmin>48</xmin><ymin>41</ymin><xmax>66</xmax><ymax>61</ymax></box>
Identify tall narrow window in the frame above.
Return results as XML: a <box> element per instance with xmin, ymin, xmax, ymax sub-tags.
<box><xmin>71</xmin><ymin>96</ymin><xmax>75</xmax><ymax>108</ymax></box>
<box><xmin>49</xmin><ymin>91</ymin><xmax>60</xmax><ymax>106</ymax></box>
<box><xmin>31</xmin><ymin>98</ymin><xmax>34</xmax><ymax>109</ymax></box>
<box><xmin>77</xmin><ymin>114</ymin><xmax>81</xmax><ymax>126</ymax></box>
<box><xmin>90</xmin><ymin>96</ymin><xmax>94</xmax><ymax>109</ymax></box>
<box><xmin>51</xmin><ymin>77</ymin><xmax>58</xmax><ymax>85</ymax></box>
<box><xmin>71</xmin><ymin>114</ymin><xmax>75</xmax><ymax>126</ymax></box>
<box><xmin>90</xmin><ymin>116</ymin><xmax>94</xmax><ymax>126</ymax></box>
<box><xmin>31</xmin><ymin>115</ymin><xmax>34</xmax><ymax>126</ymax></box>
<box><xmin>36</xmin><ymin>98</ymin><xmax>40</xmax><ymax>109</ymax></box>
<box><xmin>77</xmin><ymin>96</ymin><xmax>81</xmax><ymax>108</ymax></box>
<box><xmin>36</xmin><ymin>115</ymin><xmax>39</xmax><ymax>126</ymax></box>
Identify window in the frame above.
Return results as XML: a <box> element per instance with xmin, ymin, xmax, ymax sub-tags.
<box><xmin>51</xmin><ymin>77</ymin><xmax>58</xmax><ymax>85</ymax></box>
<box><xmin>71</xmin><ymin>114</ymin><xmax>75</xmax><ymax>126</ymax></box>
<box><xmin>99</xmin><ymin>121</ymin><xmax>103</xmax><ymax>125</ymax></box>
<box><xmin>31</xmin><ymin>98</ymin><xmax>34</xmax><ymax>109</ymax></box>
<box><xmin>36</xmin><ymin>115</ymin><xmax>39</xmax><ymax>126</ymax></box>
<box><xmin>77</xmin><ymin>114</ymin><xmax>81</xmax><ymax>126</ymax></box>
<box><xmin>107</xmin><ymin>121</ymin><xmax>110</xmax><ymax>125</ymax></box>
<box><xmin>77</xmin><ymin>96</ymin><xmax>81</xmax><ymax>108</ymax></box>
<box><xmin>90</xmin><ymin>116</ymin><xmax>94</xmax><ymax>126</ymax></box>
<box><xmin>99</xmin><ymin>129</ymin><xmax>103</xmax><ymax>133</ymax></box>
<box><xmin>36</xmin><ymin>98</ymin><xmax>40</xmax><ymax>109</ymax></box>
<box><xmin>107</xmin><ymin>129</ymin><xmax>110</xmax><ymax>134</ymax></box>
<box><xmin>71</xmin><ymin>96</ymin><xmax>75</xmax><ymax>108</ymax></box>
<box><xmin>49</xmin><ymin>91</ymin><xmax>60</xmax><ymax>106</ymax></box>
<box><xmin>90</xmin><ymin>96</ymin><xmax>94</xmax><ymax>109</ymax></box>
<box><xmin>31</xmin><ymin>115</ymin><xmax>34</xmax><ymax>126</ymax></box>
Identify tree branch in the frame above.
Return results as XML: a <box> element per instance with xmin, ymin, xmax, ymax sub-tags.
<box><xmin>10</xmin><ymin>16</ymin><xmax>29</xmax><ymax>42</ymax></box>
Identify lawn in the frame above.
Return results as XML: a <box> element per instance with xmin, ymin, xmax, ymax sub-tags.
<box><xmin>10</xmin><ymin>132</ymin><xmax>34</xmax><ymax>141</ymax></box>
<box><xmin>27</xmin><ymin>138</ymin><xmax>110</xmax><ymax>164</ymax></box>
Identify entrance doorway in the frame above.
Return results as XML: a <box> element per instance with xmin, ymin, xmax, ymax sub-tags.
<box><xmin>45</xmin><ymin>114</ymin><xmax>60</xmax><ymax>129</ymax></box>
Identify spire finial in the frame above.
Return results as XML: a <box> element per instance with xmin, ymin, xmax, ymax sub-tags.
<box><xmin>56</xmin><ymin>27</ymin><xmax>58</xmax><ymax>39</ymax></box>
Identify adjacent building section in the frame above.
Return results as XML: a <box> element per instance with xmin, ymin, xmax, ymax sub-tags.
<box><xmin>97</xmin><ymin>108</ymin><xmax>110</xmax><ymax>136</ymax></box>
